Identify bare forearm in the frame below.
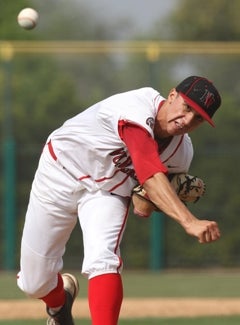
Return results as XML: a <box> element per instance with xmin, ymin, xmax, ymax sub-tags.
<box><xmin>143</xmin><ymin>172</ymin><xmax>196</xmax><ymax>228</ymax></box>
<box><xmin>143</xmin><ymin>172</ymin><xmax>220</xmax><ymax>243</ymax></box>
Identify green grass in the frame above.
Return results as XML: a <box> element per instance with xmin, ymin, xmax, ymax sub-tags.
<box><xmin>1</xmin><ymin>269</ymin><xmax>240</xmax><ymax>324</ymax></box>
<box><xmin>122</xmin><ymin>270</ymin><xmax>240</xmax><ymax>297</ymax></box>
<box><xmin>2</xmin><ymin>269</ymin><xmax>240</xmax><ymax>299</ymax></box>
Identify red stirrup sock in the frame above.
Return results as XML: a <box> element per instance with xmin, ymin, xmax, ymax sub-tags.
<box><xmin>88</xmin><ymin>273</ymin><xmax>123</xmax><ymax>325</ymax></box>
<box><xmin>40</xmin><ymin>273</ymin><xmax>65</xmax><ymax>308</ymax></box>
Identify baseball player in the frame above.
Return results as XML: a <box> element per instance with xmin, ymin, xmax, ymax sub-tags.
<box><xmin>17</xmin><ymin>76</ymin><xmax>221</xmax><ymax>325</ymax></box>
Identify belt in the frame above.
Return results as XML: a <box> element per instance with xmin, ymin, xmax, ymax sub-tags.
<box><xmin>47</xmin><ymin>140</ymin><xmax>57</xmax><ymax>161</ymax></box>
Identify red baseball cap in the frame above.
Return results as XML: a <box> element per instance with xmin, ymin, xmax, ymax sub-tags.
<box><xmin>176</xmin><ymin>76</ymin><xmax>222</xmax><ymax>127</ymax></box>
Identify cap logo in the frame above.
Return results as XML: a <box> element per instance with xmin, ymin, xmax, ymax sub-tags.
<box><xmin>200</xmin><ymin>89</ymin><xmax>215</xmax><ymax>109</ymax></box>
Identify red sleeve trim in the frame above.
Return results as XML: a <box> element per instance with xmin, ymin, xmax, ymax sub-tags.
<box><xmin>118</xmin><ymin>120</ymin><xmax>168</xmax><ymax>184</ymax></box>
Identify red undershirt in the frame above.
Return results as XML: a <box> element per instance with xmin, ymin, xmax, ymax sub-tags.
<box><xmin>118</xmin><ymin>121</ymin><xmax>168</xmax><ymax>184</ymax></box>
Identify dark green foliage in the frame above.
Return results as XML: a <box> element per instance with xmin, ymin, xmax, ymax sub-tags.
<box><xmin>153</xmin><ymin>0</ymin><xmax>240</xmax><ymax>41</ymax></box>
<box><xmin>0</xmin><ymin>0</ymin><xmax>239</xmax><ymax>270</ymax></box>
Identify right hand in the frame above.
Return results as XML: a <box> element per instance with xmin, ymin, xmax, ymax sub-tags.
<box><xmin>184</xmin><ymin>219</ymin><xmax>221</xmax><ymax>243</ymax></box>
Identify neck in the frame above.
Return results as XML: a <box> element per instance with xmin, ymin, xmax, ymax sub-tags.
<box><xmin>154</xmin><ymin>99</ymin><xmax>171</xmax><ymax>138</ymax></box>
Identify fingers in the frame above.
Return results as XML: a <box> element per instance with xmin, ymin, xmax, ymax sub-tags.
<box><xmin>199</xmin><ymin>222</ymin><xmax>221</xmax><ymax>244</ymax></box>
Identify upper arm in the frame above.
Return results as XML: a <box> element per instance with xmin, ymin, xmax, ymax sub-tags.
<box><xmin>118</xmin><ymin>121</ymin><xmax>168</xmax><ymax>184</ymax></box>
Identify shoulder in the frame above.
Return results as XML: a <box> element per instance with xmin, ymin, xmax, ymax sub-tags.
<box><xmin>108</xmin><ymin>87</ymin><xmax>160</xmax><ymax>100</ymax></box>
<box><xmin>161</xmin><ymin>134</ymin><xmax>193</xmax><ymax>174</ymax></box>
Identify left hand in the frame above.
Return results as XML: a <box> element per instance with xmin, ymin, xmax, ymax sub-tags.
<box><xmin>170</xmin><ymin>173</ymin><xmax>206</xmax><ymax>203</ymax></box>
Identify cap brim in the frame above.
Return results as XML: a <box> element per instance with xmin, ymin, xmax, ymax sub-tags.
<box><xmin>180</xmin><ymin>92</ymin><xmax>215</xmax><ymax>127</ymax></box>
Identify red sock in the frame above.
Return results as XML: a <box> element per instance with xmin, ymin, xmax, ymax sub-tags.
<box><xmin>40</xmin><ymin>273</ymin><xmax>65</xmax><ymax>308</ymax></box>
<box><xmin>88</xmin><ymin>273</ymin><xmax>123</xmax><ymax>325</ymax></box>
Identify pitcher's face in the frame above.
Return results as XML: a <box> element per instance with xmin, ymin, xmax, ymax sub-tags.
<box><xmin>155</xmin><ymin>89</ymin><xmax>204</xmax><ymax>138</ymax></box>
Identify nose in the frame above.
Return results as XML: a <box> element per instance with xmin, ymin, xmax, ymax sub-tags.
<box><xmin>184</xmin><ymin>111</ymin><xmax>195</xmax><ymax>126</ymax></box>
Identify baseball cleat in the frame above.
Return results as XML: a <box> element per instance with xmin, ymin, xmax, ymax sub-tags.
<box><xmin>46</xmin><ymin>273</ymin><xmax>79</xmax><ymax>325</ymax></box>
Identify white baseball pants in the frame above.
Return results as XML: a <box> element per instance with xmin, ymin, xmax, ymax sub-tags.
<box><xmin>17</xmin><ymin>143</ymin><xmax>130</xmax><ymax>298</ymax></box>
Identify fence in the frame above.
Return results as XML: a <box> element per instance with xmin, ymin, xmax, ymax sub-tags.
<box><xmin>1</xmin><ymin>41</ymin><xmax>239</xmax><ymax>270</ymax></box>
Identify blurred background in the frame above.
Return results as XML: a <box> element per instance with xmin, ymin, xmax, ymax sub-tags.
<box><xmin>0</xmin><ymin>0</ymin><xmax>239</xmax><ymax>272</ymax></box>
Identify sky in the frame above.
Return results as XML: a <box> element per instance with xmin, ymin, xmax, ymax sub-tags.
<box><xmin>75</xmin><ymin>0</ymin><xmax>178</xmax><ymax>35</ymax></box>
<box><xmin>29</xmin><ymin>0</ymin><xmax>179</xmax><ymax>40</ymax></box>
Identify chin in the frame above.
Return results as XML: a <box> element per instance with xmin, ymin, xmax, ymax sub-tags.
<box><xmin>168</xmin><ymin>124</ymin><xmax>180</xmax><ymax>136</ymax></box>
<box><xmin>171</xmin><ymin>129</ymin><xmax>185</xmax><ymax>136</ymax></box>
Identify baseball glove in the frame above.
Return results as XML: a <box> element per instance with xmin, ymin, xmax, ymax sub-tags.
<box><xmin>169</xmin><ymin>173</ymin><xmax>206</xmax><ymax>203</ymax></box>
<box><xmin>132</xmin><ymin>173</ymin><xmax>206</xmax><ymax>218</ymax></box>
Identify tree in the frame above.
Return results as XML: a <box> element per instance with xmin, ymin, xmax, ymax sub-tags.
<box><xmin>149</xmin><ymin>0</ymin><xmax>240</xmax><ymax>267</ymax></box>
<box><xmin>0</xmin><ymin>0</ymin><xmax>125</xmax><ymax>268</ymax></box>
<box><xmin>168</xmin><ymin>0</ymin><xmax>240</xmax><ymax>41</ymax></box>
<box><xmin>2</xmin><ymin>0</ymin><xmax>239</xmax><ymax>269</ymax></box>
<box><xmin>0</xmin><ymin>0</ymin><xmax>149</xmax><ymax>269</ymax></box>
<box><xmin>152</xmin><ymin>0</ymin><xmax>240</xmax><ymax>96</ymax></box>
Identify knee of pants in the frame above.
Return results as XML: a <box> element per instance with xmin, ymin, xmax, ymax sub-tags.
<box><xmin>17</xmin><ymin>270</ymin><xmax>59</xmax><ymax>298</ymax></box>
<box><xmin>18</xmin><ymin>239</ymin><xmax>64</xmax><ymax>297</ymax></box>
<box><xmin>81</xmin><ymin>247</ymin><xmax>123</xmax><ymax>279</ymax></box>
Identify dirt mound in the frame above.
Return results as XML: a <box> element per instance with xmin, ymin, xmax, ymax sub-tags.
<box><xmin>1</xmin><ymin>298</ymin><xmax>240</xmax><ymax>320</ymax></box>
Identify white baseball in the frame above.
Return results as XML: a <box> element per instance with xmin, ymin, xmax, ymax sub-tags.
<box><xmin>17</xmin><ymin>8</ymin><xmax>39</xmax><ymax>30</ymax></box>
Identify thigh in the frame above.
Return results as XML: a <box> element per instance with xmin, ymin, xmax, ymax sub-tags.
<box><xmin>78</xmin><ymin>190</ymin><xmax>130</xmax><ymax>279</ymax></box>
<box><xmin>18</xmin><ymin>189</ymin><xmax>78</xmax><ymax>297</ymax></box>
<box><xmin>18</xmin><ymin>148</ymin><xmax>80</xmax><ymax>297</ymax></box>
<box><xmin>22</xmin><ymin>191</ymin><xmax>77</xmax><ymax>257</ymax></box>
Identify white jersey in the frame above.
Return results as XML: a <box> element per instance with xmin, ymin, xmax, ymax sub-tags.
<box><xmin>49</xmin><ymin>87</ymin><xmax>193</xmax><ymax>197</ymax></box>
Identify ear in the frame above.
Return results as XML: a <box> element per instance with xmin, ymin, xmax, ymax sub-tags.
<box><xmin>167</xmin><ymin>88</ymin><xmax>178</xmax><ymax>103</ymax></box>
